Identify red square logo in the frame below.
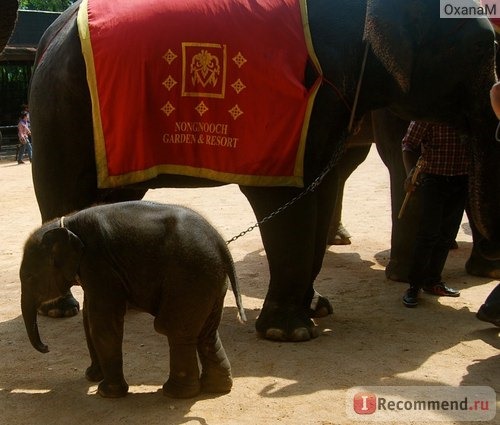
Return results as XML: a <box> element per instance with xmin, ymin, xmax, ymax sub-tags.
<box><xmin>353</xmin><ymin>392</ymin><xmax>377</xmax><ymax>415</ymax></box>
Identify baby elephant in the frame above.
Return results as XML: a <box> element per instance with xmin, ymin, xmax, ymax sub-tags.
<box><xmin>19</xmin><ymin>201</ymin><xmax>246</xmax><ymax>398</ymax></box>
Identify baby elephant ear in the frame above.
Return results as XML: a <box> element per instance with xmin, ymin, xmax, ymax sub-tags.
<box><xmin>42</xmin><ymin>228</ymin><xmax>84</xmax><ymax>280</ymax></box>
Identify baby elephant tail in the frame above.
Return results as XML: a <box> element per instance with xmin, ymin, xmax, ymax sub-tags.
<box><xmin>223</xmin><ymin>245</ymin><xmax>247</xmax><ymax>323</ymax></box>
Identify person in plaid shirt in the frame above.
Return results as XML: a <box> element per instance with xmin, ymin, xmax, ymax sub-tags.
<box><xmin>401</xmin><ymin>121</ymin><xmax>470</xmax><ymax>307</ymax></box>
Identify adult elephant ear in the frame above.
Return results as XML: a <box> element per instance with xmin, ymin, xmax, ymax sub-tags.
<box><xmin>0</xmin><ymin>0</ymin><xmax>19</xmax><ymax>54</ymax></box>
<box><xmin>364</xmin><ymin>0</ymin><xmax>431</xmax><ymax>93</ymax></box>
<box><xmin>42</xmin><ymin>228</ymin><xmax>84</xmax><ymax>282</ymax></box>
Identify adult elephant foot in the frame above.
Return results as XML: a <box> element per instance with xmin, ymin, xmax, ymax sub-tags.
<box><xmin>308</xmin><ymin>291</ymin><xmax>334</xmax><ymax>318</ymax></box>
<box><xmin>465</xmin><ymin>250</ymin><xmax>500</xmax><ymax>279</ymax></box>
<box><xmin>256</xmin><ymin>306</ymin><xmax>318</xmax><ymax>342</ymax></box>
<box><xmin>256</xmin><ymin>297</ymin><xmax>332</xmax><ymax>342</ymax></box>
<box><xmin>37</xmin><ymin>291</ymin><xmax>80</xmax><ymax>318</ymax></box>
<box><xmin>327</xmin><ymin>222</ymin><xmax>352</xmax><ymax>245</ymax></box>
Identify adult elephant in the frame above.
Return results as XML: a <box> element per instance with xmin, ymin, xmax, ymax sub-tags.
<box><xmin>372</xmin><ymin>109</ymin><xmax>500</xmax><ymax>282</ymax></box>
<box><xmin>330</xmin><ymin>108</ymin><xmax>500</xmax><ymax>281</ymax></box>
<box><xmin>6</xmin><ymin>0</ymin><xmax>500</xmax><ymax>341</ymax></box>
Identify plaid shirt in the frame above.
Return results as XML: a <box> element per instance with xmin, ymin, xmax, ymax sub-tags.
<box><xmin>402</xmin><ymin>121</ymin><xmax>470</xmax><ymax>176</ymax></box>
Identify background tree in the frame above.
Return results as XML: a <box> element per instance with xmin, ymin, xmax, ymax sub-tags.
<box><xmin>19</xmin><ymin>0</ymin><xmax>73</xmax><ymax>12</ymax></box>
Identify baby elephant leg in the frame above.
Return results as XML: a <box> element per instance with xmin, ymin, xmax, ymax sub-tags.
<box><xmin>83</xmin><ymin>305</ymin><xmax>103</xmax><ymax>382</ymax></box>
<box><xmin>84</xmin><ymin>297</ymin><xmax>129</xmax><ymax>398</ymax></box>
<box><xmin>198</xmin><ymin>329</ymin><xmax>232</xmax><ymax>393</ymax></box>
<box><xmin>163</xmin><ymin>338</ymin><xmax>201</xmax><ymax>398</ymax></box>
<box><xmin>155</xmin><ymin>309</ymin><xmax>202</xmax><ymax>398</ymax></box>
<box><xmin>197</xmin><ymin>300</ymin><xmax>232</xmax><ymax>393</ymax></box>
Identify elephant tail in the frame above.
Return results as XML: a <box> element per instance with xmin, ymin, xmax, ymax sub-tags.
<box><xmin>222</xmin><ymin>244</ymin><xmax>247</xmax><ymax>323</ymax></box>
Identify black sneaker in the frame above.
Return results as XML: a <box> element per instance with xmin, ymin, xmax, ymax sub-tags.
<box><xmin>423</xmin><ymin>283</ymin><xmax>460</xmax><ymax>297</ymax></box>
<box><xmin>403</xmin><ymin>288</ymin><xmax>419</xmax><ymax>308</ymax></box>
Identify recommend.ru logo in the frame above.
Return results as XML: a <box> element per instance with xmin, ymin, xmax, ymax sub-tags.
<box><xmin>347</xmin><ymin>386</ymin><xmax>496</xmax><ymax>421</ymax></box>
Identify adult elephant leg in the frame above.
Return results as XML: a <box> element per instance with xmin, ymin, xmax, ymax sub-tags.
<box><xmin>372</xmin><ymin>109</ymin><xmax>415</xmax><ymax>282</ymax></box>
<box><xmin>380</xmin><ymin>149</ymin><xmax>418</xmax><ymax>283</ymax></box>
<box><xmin>30</xmin><ymin>13</ymin><xmax>99</xmax><ymax>223</ymax></box>
<box><xmin>241</xmin><ymin>170</ymin><xmax>337</xmax><ymax>341</ymax></box>
<box><xmin>465</xmin><ymin>204</ymin><xmax>500</xmax><ymax>278</ymax></box>
<box><xmin>239</xmin><ymin>78</ymin><xmax>350</xmax><ymax>341</ymax></box>
<box><xmin>310</xmin><ymin>167</ymin><xmax>343</xmax><ymax>314</ymax></box>
<box><xmin>30</xmin><ymin>15</ymin><xmax>149</xmax><ymax>318</ymax></box>
<box><xmin>240</xmin><ymin>185</ymin><xmax>321</xmax><ymax>341</ymax></box>
<box><xmin>327</xmin><ymin>144</ymin><xmax>371</xmax><ymax>245</ymax></box>
<box><xmin>31</xmin><ymin>53</ymin><xmax>97</xmax><ymax>317</ymax></box>
<box><xmin>31</xmin><ymin>78</ymin><xmax>105</xmax><ymax>318</ymax></box>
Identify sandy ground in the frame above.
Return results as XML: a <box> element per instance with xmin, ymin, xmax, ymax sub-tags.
<box><xmin>0</xmin><ymin>146</ymin><xmax>498</xmax><ymax>425</ymax></box>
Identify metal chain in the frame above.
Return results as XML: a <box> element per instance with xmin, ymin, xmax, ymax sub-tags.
<box><xmin>226</xmin><ymin>136</ymin><xmax>347</xmax><ymax>244</ymax></box>
<box><xmin>225</xmin><ymin>42</ymin><xmax>369</xmax><ymax>245</ymax></box>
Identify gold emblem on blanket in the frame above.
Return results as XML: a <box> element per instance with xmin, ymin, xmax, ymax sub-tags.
<box><xmin>182</xmin><ymin>42</ymin><xmax>226</xmax><ymax>98</ymax></box>
<box><xmin>191</xmin><ymin>50</ymin><xmax>220</xmax><ymax>87</ymax></box>
<box><xmin>163</xmin><ymin>49</ymin><xmax>178</xmax><ymax>65</ymax></box>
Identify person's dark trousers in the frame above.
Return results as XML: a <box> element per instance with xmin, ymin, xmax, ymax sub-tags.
<box><xmin>408</xmin><ymin>174</ymin><xmax>468</xmax><ymax>289</ymax></box>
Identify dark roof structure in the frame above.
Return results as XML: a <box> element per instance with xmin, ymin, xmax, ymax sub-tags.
<box><xmin>0</xmin><ymin>10</ymin><xmax>62</xmax><ymax>127</ymax></box>
<box><xmin>0</xmin><ymin>10</ymin><xmax>60</xmax><ymax>62</ymax></box>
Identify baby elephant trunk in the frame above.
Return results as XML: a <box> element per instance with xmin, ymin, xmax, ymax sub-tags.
<box><xmin>21</xmin><ymin>291</ymin><xmax>49</xmax><ymax>353</ymax></box>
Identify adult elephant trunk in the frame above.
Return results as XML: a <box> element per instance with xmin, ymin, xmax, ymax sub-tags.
<box><xmin>366</xmin><ymin>0</ymin><xmax>500</xmax><ymax>252</ymax></box>
<box><xmin>469</xmin><ymin>133</ymin><xmax>500</xmax><ymax>250</ymax></box>
<box><xmin>21</xmin><ymin>291</ymin><xmax>49</xmax><ymax>353</ymax></box>
<box><xmin>467</xmin><ymin>83</ymin><xmax>500</xmax><ymax>251</ymax></box>
<box><xmin>0</xmin><ymin>0</ymin><xmax>18</xmax><ymax>53</ymax></box>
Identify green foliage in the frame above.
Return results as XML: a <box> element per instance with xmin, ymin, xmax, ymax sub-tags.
<box><xmin>19</xmin><ymin>0</ymin><xmax>73</xmax><ymax>12</ymax></box>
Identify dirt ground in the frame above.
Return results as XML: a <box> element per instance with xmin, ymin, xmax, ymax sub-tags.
<box><xmin>0</xmin><ymin>146</ymin><xmax>498</xmax><ymax>425</ymax></box>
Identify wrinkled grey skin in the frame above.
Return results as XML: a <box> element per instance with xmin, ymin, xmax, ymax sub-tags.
<box><xmin>5</xmin><ymin>0</ymin><xmax>500</xmax><ymax>341</ymax></box>
<box><xmin>20</xmin><ymin>201</ymin><xmax>246</xmax><ymax>398</ymax></box>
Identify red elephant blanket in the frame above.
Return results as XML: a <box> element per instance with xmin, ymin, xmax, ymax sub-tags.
<box><xmin>77</xmin><ymin>0</ymin><xmax>322</xmax><ymax>188</ymax></box>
